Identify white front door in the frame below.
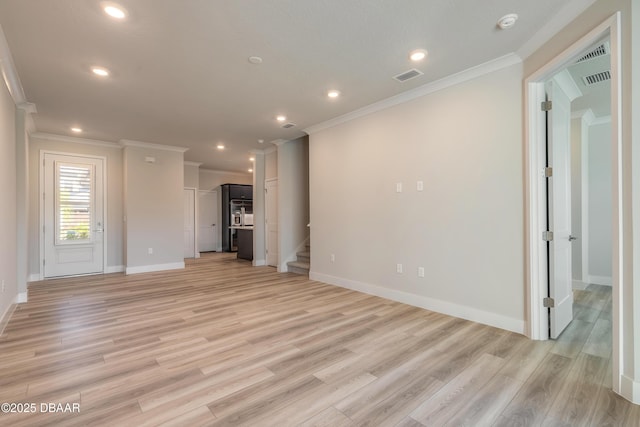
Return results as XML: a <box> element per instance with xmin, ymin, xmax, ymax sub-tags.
<box><xmin>546</xmin><ymin>80</ymin><xmax>574</xmax><ymax>339</ymax></box>
<box><xmin>198</xmin><ymin>190</ymin><xmax>217</xmax><ymax>252</ymax></box>
<box><xmin>265</xmin><ymin>179</ymin><xmax>278</xmax><ymax>267</ymax></box>
<box><xmin>184</xmin><ymin>188</ymin><xmax>196</xmax><ymax>258</ymax></box>
<box><xmin>42</xmin><ymin>153</ymin><xmax>105</xmax><ymax>278</ymax></box>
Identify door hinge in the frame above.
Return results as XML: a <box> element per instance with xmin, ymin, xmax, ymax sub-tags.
<box><xmin>541</xmin><ymin>100</ymin><xmax>553</xmax><ymax>111</ymax></box>
<box><xmin>542</xmin><ymin>231</ymin><xmax>554</xmax><ymax>241</ymax></box>
<box><xmin>543</xmin><ymin>297</ymin><xmax>555</xmax><ymax>308</ymax></box>
<box><xmin>544</xmin><ymin>167</ymin><xmax>553</xmax><ymax>177</ymax></box>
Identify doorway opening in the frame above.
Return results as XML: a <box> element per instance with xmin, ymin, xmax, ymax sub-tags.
<box><xmin>525</xmin><ymin>13</ymin><xmax>622</xmax><ymax>394</ymax></box>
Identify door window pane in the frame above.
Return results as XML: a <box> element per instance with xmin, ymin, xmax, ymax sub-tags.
<box><xmin>56</xmin><ymin>162</ymin><xmax>93</xmax><ymax>244</ymax></box>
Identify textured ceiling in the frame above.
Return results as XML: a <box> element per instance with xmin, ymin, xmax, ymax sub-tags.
<box><xmin>0</xmin><ymin>0</ymin><xmax>575</xmax><ymax>172</ymax></box>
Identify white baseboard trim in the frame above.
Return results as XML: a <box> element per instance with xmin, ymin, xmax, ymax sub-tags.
<box><xmin>28</xmin><ymin>274</ymin><xmax>40</xmax><ymax>282</ymax></box>
<box><xmin>572</xmin><ymin>280</ymin><xmax>588</xmax><ymax>290</ymax></box>
<box><xmin>126</xmin><ymin>262</ymin><xmax>185</xmax><ymax>275</ymax></box>
<box><xmin>105</xmin><ymin>265</ymin><xmax>125</xmax><ymax>274</ymax></box>
<box><xmin>253</xmin><ymin>259</ymin><xmax>266</xmax><ymax>267</ymax></box>
<box><xmin>586</xmin><ymin>275</ymin><xmax>612</xmax><ymax>286</ymax></box>
<box><xmin>15</xmin><ymin>292</ymin><xmax>27</xmax><ymax>304</ymax></box>
<box><xmin>0</xmin><ymin>302</ymin><xmax>16</xmax><ymax>337</ymax></box>
<box><xmin>310</xmin><ymin>272</ymin><xmax>525</xmax><ymax>334</ymax></box>
<box><xmin>620</xmin><ymin>374</ymin><xmax>640</xmax><ymax>404</ymax></box>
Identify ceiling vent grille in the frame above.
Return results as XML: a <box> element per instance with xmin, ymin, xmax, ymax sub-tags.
<box><xmin>282</xmin><ymin>122</ymin><xmax>296</xmax><ymax>129</ymax></box>
<box><xmin>576</xmin><ymin>42</ymin><xmax>610</xmax><ymax>63</ymax></box>
<box><xmin>582</xmin><ymin>70</ymin><xmax>611</xmax><ymax>86</ymax></box>
<box><xmin>393</xmin><ymin>68</ymin><xmax>423</xmax><ymax>82</ymax></box>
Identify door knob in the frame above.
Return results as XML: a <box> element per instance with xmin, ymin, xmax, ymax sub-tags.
<box><xmin>569</xmin><ymin>235</ymin><xmax>578</xmax><ymax>241</ymax></box>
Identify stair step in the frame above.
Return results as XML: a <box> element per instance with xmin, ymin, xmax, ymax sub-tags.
<box><xmin>287</xmin><ymin>261</ymin><xmax>310</xmax><ymax>275</ymax></box>
<box><xmin>296</xmin><ymin>251</ymin><xmax>310</xmax><ymax>262</ymax></box>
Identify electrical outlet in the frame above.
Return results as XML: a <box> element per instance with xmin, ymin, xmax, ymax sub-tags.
<box><xmin>417</xmin><ymin>181</ymin><xmax>424</xmax><ymax>191</ymax></box>
<box><xmin>396</xmin><ymin>182</ymin><xmax>402</xmax><ymax>193</ymax></box>
<box><xmin>148</xmin><ymin>248</ymin><xmax>153</xmax><ymax>255</ymax></box>
<box><xmin>418</xmin><ymin>267</ymin><xmax>425</xmax><ymax>278</ymax></box>
<box><xmin>330</xmin><ymin>254</ymin><xmax>335</xmax><ymax>262</ymax></box>
<box><xmin>396</xmin><ymin>263</ymin><xmax>403</xmax><ymax>274</ymax></box>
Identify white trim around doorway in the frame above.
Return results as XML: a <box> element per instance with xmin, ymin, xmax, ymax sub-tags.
<box><xmin>524</xmin><ymin>12</ymin><xmax>623</xmax><ymax>396</ymax></box>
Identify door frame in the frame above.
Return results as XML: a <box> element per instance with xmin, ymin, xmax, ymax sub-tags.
<box><xmin>184</xmin><ymin>187</ymin><xmax>198</xmax><ymax>259</ymax></box>
<box><xmin>39</xmin><ymin>150</ymin><xmax>108</xmax><ymax>280</ymax></box>
<box><xmin>197</xmin><ymin>189</ymin><xmax>218</xmax><ymax>254</ymax></box>
<box><xmin>524</xmin><ymin>13</ymin><xmax>622</xmax><ymax>392</ymax></box>
<box><xmin>265</xmin><ymin>178</ymin><xmax>278</xmax><ymax>267</ymax></box>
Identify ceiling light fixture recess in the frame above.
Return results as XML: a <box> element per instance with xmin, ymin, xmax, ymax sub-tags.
<box><xmin>249</xmin><ymin>157</ymin><xmax>255</xmax><ymax>162</ymax></box>
<box><xmin>497</xmin><ymin>13</ymin><xmax>518</xmax><ymax>30</ymax></box>
<box><xmin>248</xmin><ymin>168</ymin><xmax>253</xmax><ymax>173</ymax></box>
<box><xmin>258</xmin><ymin>139</ymin><xmax>264</xmax><ymax>144</ymax></box>
<box><xmin>248</xmin><ymin>56</ymin><xmax>263</xmax><ymax>64</ymax></box>
<box><xmin>276</xmin><ymin>115</ymin><xmax>287</xmax><ymax>122</ymax></box>
<box><xmin>102</xmin><ymin>2</ymin><xmax>127</xmax><ymax>19</ymax></box>
<box><xmin>91</xmin><ymin>67</ymin><xmax>110</xmax><ymax>77</ymax></box>
<box><xmin>71</xmin><ymin>127</ymin><xmax>82</xmax><ymax>133</ymax></box>
<box><xmin>217</xmin><ymin>144</ymin><xmax>225</xmax><ymax>150</ymax></box>
<box><xmin>409</xmin><ymin>49</ymin><xmax>428</xmax><ymax>62</ymax></box>
<box><xmin>327</xmin><ymin>90</ymin><xmax>340</xmax><ymax>98</ymax></box>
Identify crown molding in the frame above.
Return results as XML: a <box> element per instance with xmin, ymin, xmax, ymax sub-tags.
<box><xmin>31</xmin><ymin>132</ymin><xmax>122</xmax><ymax>149</ymax></box>
<box><xmin>249</xmin><ymin>149</ymin><xmax>266</xmax><ymax>156</ymax></box>
<box><xmin>17</xmin><ymin>102</ymin><xmax>36</xmax><ymax>113</ymax></box>
<box><xmin>516</xmin><ymin>0</ymin><xmax>599</xmax><ymax>60</ymax></box>
<box><xmin>304</xmin><ymin>53</ymin><xmax>522</xmax><ymax>135</ymax></box>
<box><xmin>591</xmin><ymin>115</ymin><xmax>611</xmax><ymax>126</ymax></box>
<box><xmin>184</xmin><ymin>161</ymin><xmax>203</xmax><ymax>167</ymax></box>
<box><xmin>572</xmin><ymin>108</ymin><xmax>596</xmax><ymax>124</ymax></box>
<box><xmin>270</xmin><ymin>139</ymin><xmax>288</xmax><ymax>146</ymax></box>
<box><xmin>263</xmin><ymin>146</ymin><xmax>277</xmax><ymax>154</ymax></box>
<box><xmin>119</xmin><ymin>139</ymin><xmax>189</xmax><ymax>153</ymax></box>
<box><xmin>552</xmin><ymin>69</ymin><xmax>583</xmax><ymax>102</ymax></box>
<box><xmin>0</xmin><ymin>23</ymin><xmax>27</xmax><ymax>105</ymax></box>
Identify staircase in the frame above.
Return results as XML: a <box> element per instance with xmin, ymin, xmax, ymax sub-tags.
<box><xmin>287</xmin><ymin>242</ymin><xmax>310</xmax><ymax>275</ymax></box>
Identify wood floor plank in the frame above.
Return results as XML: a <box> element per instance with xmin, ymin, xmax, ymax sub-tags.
<box><xmin>0</xmin><ymin>253</ymin><xmax>634</xmax><ymax>426</ymax></box>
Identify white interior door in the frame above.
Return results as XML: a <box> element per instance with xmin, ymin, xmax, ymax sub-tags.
<box><xmin>184</xmin><ymin>188</ymin><xmax>195</xmax><ymax>258</ymax></box>
<box><xmin>265</xmin><ymin>179</ymin><xmax>278</xmax><ymax>267</ymax></box>
<box><xmin>547</xmin><ymin>80</ymin><xmax>574</xmax><ymax>339</ymax></box>
<box><xmin>42</xmin><ymin>153</ymin><xmax>105</xmax><ymax>278</ymax></box>
<box><xmin>198</xmin><ymin>190</ymin><xmax>217</xmax><ymax>252</ymax></box>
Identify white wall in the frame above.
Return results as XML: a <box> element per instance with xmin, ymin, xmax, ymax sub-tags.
<box><xmin>587</xmin><ymin>121</ymin><xmax>613</xmax><ymax>283</ymax></box>
<box><xmin>277</xmin><ymin>136</ymin><xmax>309</xmax><ymax>271</ymax></box>
<box><xmin>309</xmin><ymin>63</ymin><xmax>524</xmax><ymax>332</ymax></box>
<box><xmin>199</xmin><ymin>169</ymin><xmax>251</xmax><ymax>190</ymax></box>
<box><xmin>123</xmin><ymin>145</ymin><xmax>184</xmax><ymax>273</ymax></box>
<box><xmin>184</xmin><ymin>162</ymin><xmax>200</xmax><ymax>188</ymax></box>
<box><xmin>0</xmin><ymin>74</ymin><xmax>17</xmax><ymax>328</ymax></box>
<box><xmin>28</xmin><ymin>135</ymin><xmax>124</xmax><ymax>276</ymax></box>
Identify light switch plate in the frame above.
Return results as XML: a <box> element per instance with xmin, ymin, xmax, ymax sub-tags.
<box><xmin>396</xmin><ymin>182</ymin><xmax>402</xmax><ymax>193</ymax></box>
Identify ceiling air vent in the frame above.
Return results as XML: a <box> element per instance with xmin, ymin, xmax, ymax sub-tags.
<box><xmin>282</xmin><ymin>122</ymin><xmax>296</xmax><ymax>129</ymax></box>
<box><xmin>393</xmin><ymin>68</ymin><xmax>423</xmax><ymax>82</ymax></box>
<box><xmin>582</xmin><ymin>70</ymin><xmax>611</xmax><ymax>86</ymax></box>
<box><xmin>576</xmin><ymin>42</ymin><xmax>610</xmax><ymax>63</ymax></box>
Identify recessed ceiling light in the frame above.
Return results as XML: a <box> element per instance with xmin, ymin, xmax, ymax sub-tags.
<box><xmin>258</xmin><ymin>139</ymin><xmax>264</xmax><ymax>144</ymax></box>
<box><xmin>249</xmin><ymin>157</ymin><xmax>255</xmax><ymax>162</ymax></box>
<box><xmin>71</xmin><ymin>127</ymin><xmax>82</xmax><ymax>133</ymax></box>
<box><xmin>497</xmin><ymin>14</ymin><xmax>518</xmax><ymax>30</ymax></box>
<box><xmin>248</xmin><ymin>168</ymin><xmax>253</xmax><ymax>173</ymax></box>
<box><xmin>409</xmin><ymin>49</ymin><xmax>428</xmax><ymax>62</ymax></box>
<box><xmin>276</xmin><ymin>115</ymin><xmax>287</xmax><ymax>122</ymax></box>
<box><xmin>91</xmin><ymin>67</ymin><xmax>110</xmax><ymax>77</ymax></box>
<box><xmin>103</xmin><ymin>3</ymin><xmax>127</xmax><ymax>19</ymax></box>
<box><xmin>327</xmin><ymin>90</ymin><xmax>341</xmax><ymax>98</ymax></box>
<box><xmin>217</xmin><ymin>144</ymin><xmax>225</xmax><ymax>150</ymax></box>
<box><xmin>248</xmin><ymin>56</ymin><xmax>263</xmax><ymax>64</ymax></box>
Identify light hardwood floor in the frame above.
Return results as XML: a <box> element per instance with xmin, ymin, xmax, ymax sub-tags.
<box><xmin>0</xmin><ymin>253</ymin><xmax>637</xmax><ymax>426</ymax></box>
